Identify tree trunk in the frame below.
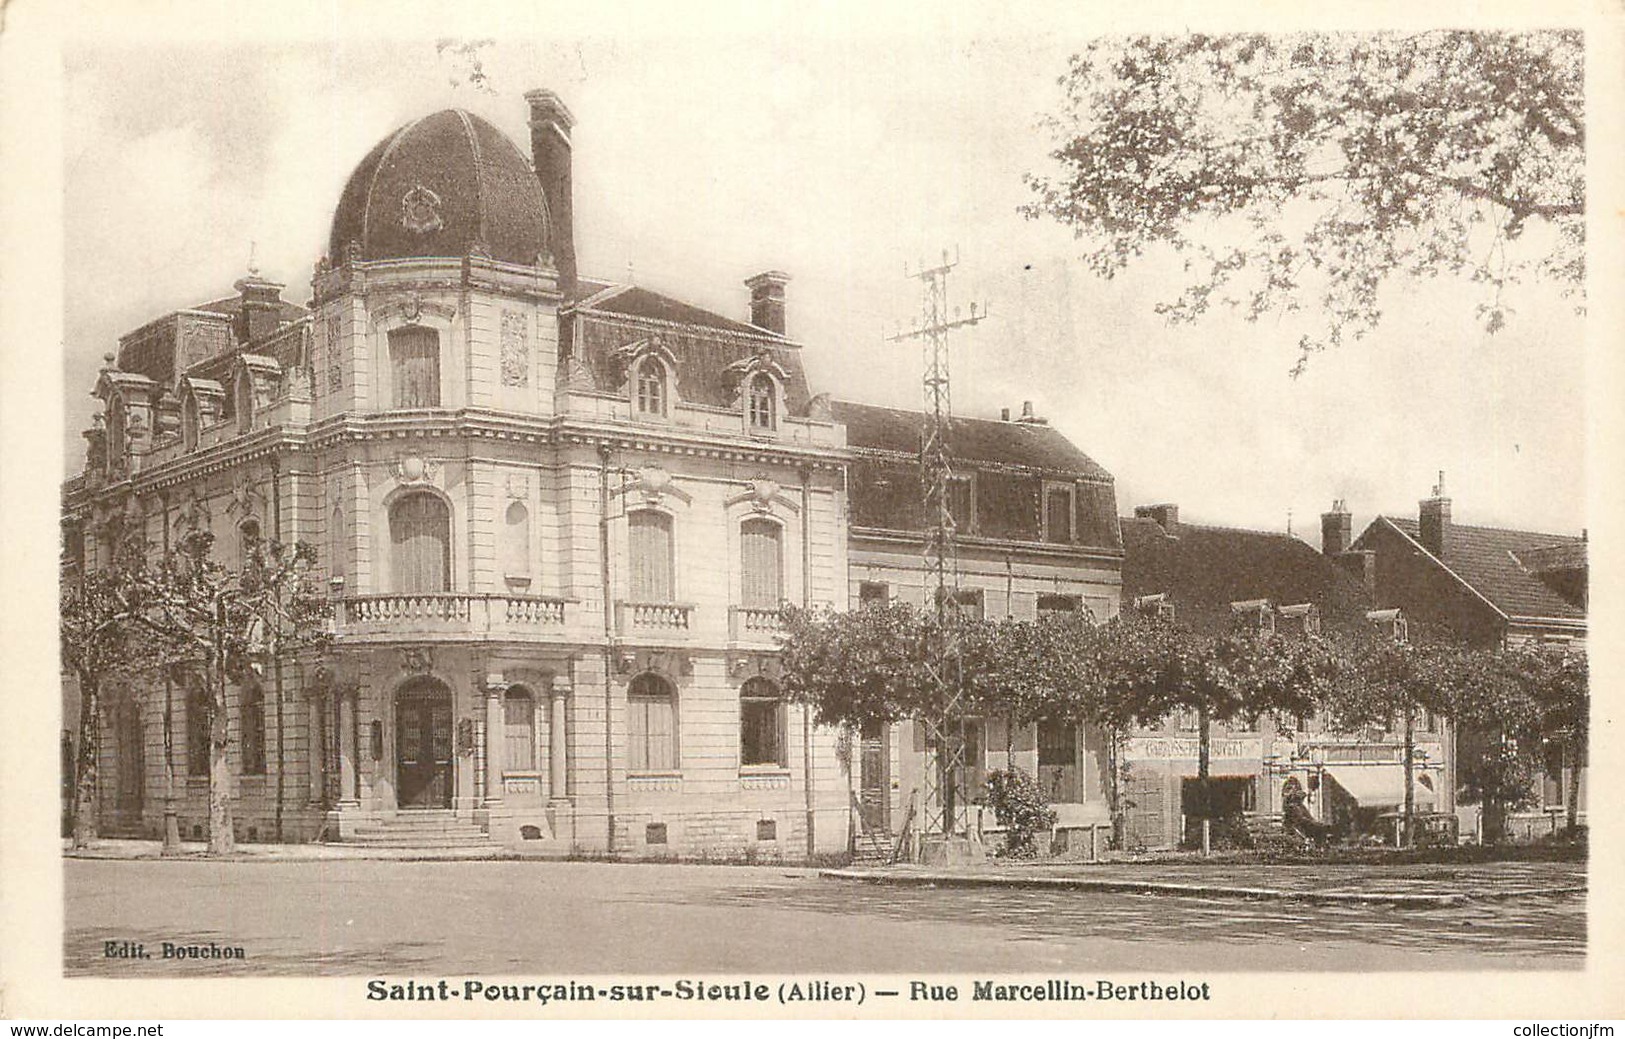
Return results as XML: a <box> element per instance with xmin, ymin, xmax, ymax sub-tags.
<box><xmin>1107</xmin><ymin>727</ymin><xmax>1125</xmax><ymax>850</ymax></box>
<box><xmin>1197</xmin><ymin>705</ymin><xmax>1211</xmax><ymax>856</ymax></box>
<box><xmin>1402</xmin><ymin>698</ymin><xmax>1416</xmax><ymax>848</ymax></box>
<box><xmin>71</xmin><ymin>673</ymin><xmax>101</xmax><ymax>849</ymax></box>
<box><xmin>208</xmin><ymin>660</ymin><xmax>235</xmax><ymax>856</ymax></box>
<box><xmin>1565</xmin><ymin>736</ymin><xmax>1582</xmax><ymax>833</ymax></box>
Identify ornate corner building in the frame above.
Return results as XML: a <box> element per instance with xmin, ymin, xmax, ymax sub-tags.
<box><xmin>61</xmin><ymin>92</ymin><xmax>1124</xmax><ymax>858</ymax></box>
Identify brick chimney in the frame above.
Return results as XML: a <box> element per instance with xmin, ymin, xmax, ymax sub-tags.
<box><xmin>745</xmin><ymin>271</ymin><xmax>790</xmax><ymax>335</ymax></box>
<box><xmin>1135</xmin><ymin>503</ymin><xmax>1179</xmax><ymax>537</ymax></box>
<box><xmin>526</xmin><ymin>89</ymin><xmax>576</xmax><ymax>296</ymax></box>
<box><xmin>1013</xmin><ymin>400</ymin><xmax>1048</xmax><ymax>425</ymax></box>
<box><xmin>233</xmin><ymin>272</ymin><xmax>285</xmax><ymax>345</ymax></box>
<box><xmin>1418</xmin><ymin>471</ymin><xmax>1451</xmax><ymax>560</ymax></box>
<box><xmin>1321</xmin><ymin>499</ymin><xmax>1352</xmax><ymax>556</ymax></box>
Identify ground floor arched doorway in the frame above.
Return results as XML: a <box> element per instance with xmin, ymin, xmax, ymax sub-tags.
<box><xmin>396</xmin><ymin>677</ymin><xmax>453</xmax><ymax>809</ymax></box>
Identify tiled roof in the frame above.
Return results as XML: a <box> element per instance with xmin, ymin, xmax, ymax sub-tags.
<box><xmin>1382</xmin><ymin>518</ymin><xmax>1585</xmax><ymax>620</ymax></box>
<box><xmin>829</xmin><ymin>400</ymin><xmax>1112</xmax><ymax>480</ymax></box>
<box><xmin>1121</xmin><ymin>517</ymin><xmax>1373</xmax><ymax>632</ymax></box>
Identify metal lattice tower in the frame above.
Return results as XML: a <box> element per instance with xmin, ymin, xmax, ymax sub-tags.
<box><xmin>888</xmin><ymin>249</ymin><xmax>985</xmax><ymax>837</ymax></box>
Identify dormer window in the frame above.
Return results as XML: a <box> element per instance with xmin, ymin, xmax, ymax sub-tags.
<box><xmin>1042</xmin><ymin>481</ymin><xmax>1075</xmax><ymax>544</ymax></box>
<box><xmin>235</xmin><ymin>371</ymin><xmax>255</xmax><ymax>432</ymax></box>
<box><xmin>106</xmin><ymin>396</ymin><xmax>127</xmax><ymax>469</ymax></box>
<box><xmin>1134</xmin><ymin>592</ymin><xmax>1175</xmax><ymax>623</ymax></box>
<box><xmin>635</xmin><ymin>360</ymin><xmax>667</xmax><ymax>417</ymax></box>
<box><xmin>1230</xmin><ymin>599</ymin><xmax>1275</xmax><ymax>633</ymax></box>
<box><xmin>1366</xmin><ymin>608</ymin><xmax>1409</xmax><ymax>643</ymax></box>
<box><xmin>181</xmin><ymin>392</ymin><xmax>200</xmax><ymax>451</ymax></box>
<box><xmin>748</xmin><ymin>373</ymin><xmax>776</xmax><ymax>430</ymax></box>
<box><xmin>1278</xmin><ymin>603</ymin><xmax>1321</xmax><ymax>636</ymax></box>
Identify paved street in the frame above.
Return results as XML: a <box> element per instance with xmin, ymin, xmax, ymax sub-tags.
<box><xmin>65</xmin><ymin>858</ymin><xmax>1583</xmax><ymax>976</ymax></box>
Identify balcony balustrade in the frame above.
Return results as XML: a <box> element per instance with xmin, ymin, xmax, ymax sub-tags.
<box><xmin>615</xmin><ymin>601</ymin><xmax>695</xmax><ymax>637</ymax></box>
<box><xmin>729</xmin><ymin>605</ymin><xmax>785</xmax><ymax>643</ymax></box>
<box><xmin>337</xmin><ymin>593</ymin><xmax>571</xmax><ymax>641</ymax></box>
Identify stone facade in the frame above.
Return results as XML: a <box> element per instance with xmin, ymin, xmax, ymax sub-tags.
<box><xmin>62</xmin><ymin>92</ymin><xmax>1122</xmax><ymax>860</ymax></box>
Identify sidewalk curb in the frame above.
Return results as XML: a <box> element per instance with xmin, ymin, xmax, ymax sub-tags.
<box><xmin>817</xmin><ymin>869</ymin><xmax>1586</xmax><ymax>907</ymax></box>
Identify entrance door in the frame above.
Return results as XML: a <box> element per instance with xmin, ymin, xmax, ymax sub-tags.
<box><xmin>1038</xmin><ymin>719</ymin><xmax>1081</xmax><ymax>802</ymax></box>
<box><xmin>396</xmin><ymin>682</ymin><xmax>453</xmax><ymax>809</ymax></box>
<box><xmin>858</xmin><ymin>719</ymin><xmax>889</xmax><ymax>832</ymax></box>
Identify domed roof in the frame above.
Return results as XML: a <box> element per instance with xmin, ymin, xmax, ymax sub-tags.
<box><xmin>328</xmin><ymin>109</ymin><xmax>550</xmax><ymax>267</ymax></box>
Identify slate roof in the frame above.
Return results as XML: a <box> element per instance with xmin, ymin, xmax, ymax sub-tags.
<box><xmin>328</xmin><ymin>109</ymin><xmax>551</xmax><ymax>267</ymax></box>
<box><xmin>830</xmin><ymin>400</ymin><xmax>1113</xmax><ymax>480</ymax></box>
<box><xmin>581</xmin><ymin>284</ymin><xmax>771</xmax><ymax>338</ymax></box>
<box><xmin>1121</xmin><ymin>516</ymin><xmax>1373</xmax><ymax>632</ymax></box>
<box><xmin>569</xmin><ymin>282</ymin><xmax>813</xmax><ymax>416</ymax></box>
<box><xmin>1379</xmin><ymin>518</ymin><xmax>1585</xmax><ymax>621</ymax></box>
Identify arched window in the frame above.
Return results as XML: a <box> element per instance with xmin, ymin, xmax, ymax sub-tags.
<box><xmin>627</xmin><ymin>673</ymin><xmax>677</xmax><ymax>772</ymax></box>
<box><xmin>238</xmin><ymin>517</ymin><xmax>262</xmax><ymax>566</ymax></box>
<box><xmin>114</xmin><ymin>698</ymin><xmax>145</xmax><ymax>808</ymax></box>
<box><xmin>181</xmin><ymin>392</ymin><xmax>200</xmax><ymax>451</ymax></box>
<box><xmin>634</xmin><ymin>360</ymin><xmax>667</xmax><ymax>416</ymax></box>
<box><xmin>504</xmin><ymin>687</ymin><xmax>536</xmax><ymax>772</ymax></box>
<box><xmin>390</xmin><ymin>326</ymin><xmax>442</xmax><ymax>408</ymax></box>
<box><xmin>501</xmin><ymin>501</ymin><xmax>531</xmax><ymax>585</ymax></box>
<box><xmin>236</xmin><ymin>371</ymin><xmax>255</xmax><ymax>433</ymax></box>
<box><xmin>240</xmin><ymin>685</ymin><xmax>266</xmax><ymax>775</ymax></box>
<box><xmin>740</xmin><ymin>518</ymin><xmax>783</xmax><ymax>608</ymax></box>
<box><xmin>740</xmin><ymin>677</ymin><xmax>786</xmax><ymax>768</ymax></box>
<box><xmin>389</xmin><ymin>492</ymin><xmax>451</xmax><ymax>593</ymax></box>
<box><xmin>748</xmin><ymin>373</ymin><xmax>776</xmax><ymax>430</ymax></box>
<box><xmin>328</xmin><ymin>506</ymin><xmax>346</xmax><ymax>583</ymax></box>
<box><xmin>186</xmin><ymin>677</ymin><xmax>210</xmax><ymax>777</ymax></box>
<box><xmin>628</xmin><ymin>510</ymin><xmax>674</xmax><ymax>601</ymax></box>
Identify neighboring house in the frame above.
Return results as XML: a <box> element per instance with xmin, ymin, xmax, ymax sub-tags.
<box><xmin>1341</xmin><ymin>481</ymin><xmax>1587</xmax><ymax>836</ymax></box>
<box><xmin>834</xmin><ymin>399</ymin><xmax>1124</xmax><ymax>845</ymax></box>
<box><xmin>1118</xmin><ymin>504</ymin><xmax>1452</xmax><ymax>850</ymax></box>
<box><xmin>61</xmin><ymin>91</ymin><xmax>1120</xmax><ymax>860</ymax></box>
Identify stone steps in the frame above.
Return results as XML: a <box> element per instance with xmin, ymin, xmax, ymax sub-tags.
<box><xmin>340</xmin><ymin>812</ymin><xmax>499</xmax><ymax>850</ymax></box>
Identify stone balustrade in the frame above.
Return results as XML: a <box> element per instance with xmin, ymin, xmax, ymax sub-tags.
<box><xmin>729</xmin><ymin>605</ymin><xmax>785</xmax><ymax>642</ymax></box>
<box><xmin>616</xmin><ymin>601</ymin><xmax>695</xmax><ymax>635</ymax></box>
<box><xmin>337</xmin><ymin>593</ymin><xmax>571</xmax><ymax>640</ymax></box>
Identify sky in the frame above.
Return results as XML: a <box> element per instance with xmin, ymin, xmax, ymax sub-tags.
<box><xmin>60</xmin><ymin>31</ymin><xmax>1589</xmax><ymax>540</ymax></box>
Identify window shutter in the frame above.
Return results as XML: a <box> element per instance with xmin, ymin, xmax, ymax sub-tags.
<box><xmin>629</xmin><ymin>511</ymin><xmax>674</xmax><ymax>601</ymax></box>
<box><xmin>391</xmin><ymin>493</ymin><xmax>450</xmax><ymax>593</ymax></box>
<box><xmin>504</xmin><ymin>692</ymin><xmax>535</xmax><ymax>771</ymax></box>
<box><xmin>390</xmin><ymin>327</ymin><xmax>441</xmax><ymax>408</ymax></box>
<box><xmin>740</xmin><ymin>519</ymin><xmax>783</xmax><ymax>608</ymax></box>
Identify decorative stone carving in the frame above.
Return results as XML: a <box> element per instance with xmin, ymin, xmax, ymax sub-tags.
<box><xmin>324</xmin><ymin>317</ymin><xmax>343</xmax><ymax>392</ymax></box>
<box><xmin>403</xmin><ymin>291</ymin><xmax>424</xmax><ymax>322</ymax></box>
<box><xmin>401</xmin><ymin>647</ymin><xmax>435</xmax><ymax>674</ymax></box>
<box><xmin>505</xmin><ymin>472</ymin><xmax>529</xmax><ymax>501</ymax></box>
<box><xmin>401</xmin><ymin>185</ymin><xmax>444</xmax><ymax>235</ymax></box>
<box><xmin>500</xmin><ymin>311</ymin><xmax>529</xmax><ymax>387</ymax></box>
<box><xmin>636</xmin><ymin>464</ymin><xmax>671</xmax><ymax>503</ymax></box>
<box><xmin>748</xmin><ymin>476</ymin><xmax>779</xmax><ymax>513</ymax></box>
<box><xmin>390</xmin><ymin>454</ymin><xmax>441</xmax><ymax>485</ymax></box>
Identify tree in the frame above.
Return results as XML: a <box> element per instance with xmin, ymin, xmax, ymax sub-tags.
<box><xmin>1089</xmin><ymin>614</ymin><xmax>1186</xmax><ymax>848</ymax></box>
<box><xmin>123</xmin><ymin>528</ymin><xmax>328</xmax><ymax>855</ymax></box>
<box><xmin>1435</xmin><ymin>643</ymin><xmax>1542</xmax><ymax>843</ymax></box>
<box><xmin>1320</xmin><ymin>630</ymin><xmax>1454</xmax><ymax>845</ymax></box>
<box><xmin>779</xmin><ymin>601</ymin><xmax>937</xmax><ymax>729</ymax></box>
<box><xmin>1024</xmin><ymin>32</ymin><xmax>1584</xmax><ymax>373</ymax></box>
<box><xmin>60</xmin><ymin>534</ymin><xmax>154</xmax><ymax>849</ymax></box>
<box><xmin>1507</xmin><ymin>643</ymin><xmax>1587</xmax><ymax>833</ymax></box>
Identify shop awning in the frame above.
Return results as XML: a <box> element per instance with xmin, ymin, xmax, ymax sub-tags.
<box><xmin>1324</xmin><ymin>765</ymin><xmax>1438</xmax><ymax>808</ymax></box>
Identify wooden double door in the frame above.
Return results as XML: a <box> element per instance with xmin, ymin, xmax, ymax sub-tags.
<box><xmin>397</xmin><ymin>681</ymin><xmax>453</xmax><ymax>809</ymax></box>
